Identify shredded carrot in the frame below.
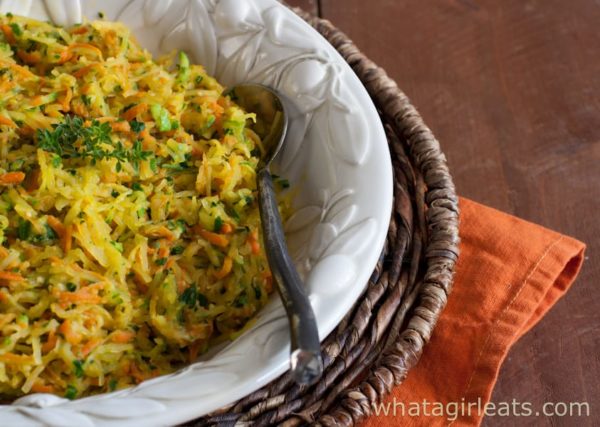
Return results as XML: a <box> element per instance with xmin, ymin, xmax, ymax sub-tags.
<box><xmin>31</xmin><ymin>382</ymin><xmax>55</xmax><ymax>393</ymax></box>
<box><xmin>62</xmin><ymin>87</ymin><xmax>73</xmax><ymax>111</ymax></box>
<box><xmin>140</xmin><ymin>128</ymin><xmax>156</xmax><ymax>150</ymax></box>
<box><xmin>211</xmin><ymin>102</ymin><xmax>224</xmax><ymax>122</ymax></box>
<box><xmin>0</xmin><ymin>79</ymin><xmax>14</xmax><ymax>93</ymax></box>
<box><xmin>58</xmin><ymin>289</ymin><xmax>101</xmax><ymax>306</ymax></box>
<box><xmin>0</xmin><ymin>114</ymin><xmax>17</xmax><ymax>128</ymax></box>
<box><xmin>0</xmin><ymin>353</ymin><xmax>33</xmax><ymax>364</ymax></box>
<box><xmin>72</xmin><ymin>63</ymin><xmax>102</xmax><ymax>77</ymax></box>
<box><xmin>263</xmin><ymin>272</ymin><xmax>273</xmax><ymax>293</ymax></box>
<box><xmin>247</xmin><ymin>229</ymin><xmax>261</xmax><ymax>254</ymax></box>
<box><xmin>129</xmin><ymin>362</ymin><xmax>146</xmax><ymax>383</ymax></box>
<box><xmin>42</xmin><ymin>330</ymin><xmax>57</xmax><ymax>353</ymax></box>
<box><xmin>198</xmin><ymin>229</ymin><xmax>229</xmax><ymax>248</ymax></box>
<box><xmin>63</xmin><ymin>224</ymin><xmax>73</xmax><ymax>253</ymax></box>
<box><xmin>220</xmin><ymin>223</ymin><xmax>233</xmax><ymax>234</ymax></box>
<box><xmin>81</xmin><ymin>337</ymin><xmax>102</xmax><ymax>357</ymax></box>
<box><xmin>47</xmin><ymin>215</ymin><xmax>66</xmax><ymax>237</ymax></box>
<box><xmin>214</xmin><ymin>256</ymin><xmax>233</xmax><ymax>279</ymax></box>
<box><xmin>0</xmin><ymin>171</ymin><xmax>25</xmax><ymax>185</ymax></box>
<box><xmin>0</xmin><ymin>24</ymin><xmax>16</xmax><ymax>44</ymax></box>
<box><xmin>110</xmin><ymin>120</ymin><xmax>131</xmax><ymax>133</ymax></box>
<box><xmin>146</xmin><ymin>226</ymin><xmax>176</xmax><ymax>241</ymax></box>
<box><xmin>72</xmin><ymin>100</ymin><xmax>87</xmax><ymax>116</ymax></box>
<box><xmin>188</xmin><ymin>339</ymin><xmax>203</xmax><ymax>363</ymax></box>
<box><xmin>59</xmin><ymin>319</ymin><xmax>83</xmax><ymax>345</ymax></box>
<box><xmin>248</xmin><ymin>239</ymin><xmax>260</xmax><ymax>255</ymax></box>
<box><xmin>47</xmin><ymin>216</ymin><xmax>72</xmax><ymax>253</ymax></box>
<box><xmin>165</xmin><ymin>258</ymin><xmax>176</xmax><ymax>270</ymax></box>
<box><xmin>111</xmin><ymin>331</ymin><xmax>135</xmax><ymax>344</ymax></box>
<box><xmin>56</xmin><ymin>49</ymin><xmax>74</xmax><ymax>64</ymax></box>
<box><xmin>0</xmin><ymin>271</ymin><xmax>25</xmax><ymax>282</ymax></box>
<box><xmin>69</xmin><ymin>26</ymin><xmax>88</xmax><ymax>35</ymax></box>
<box><xmin>157</xmin><ymin>245</ymin><xmax>169</xmax><ymax>259</ymax></box>
<box><xmin>121</xmin><ymin>103</ymin><xmax>148</xmax><ymax>121</ymax></box>
<box><xmin>16</xmin><ymin>50</ymin><xmax>41</xmax><ymax>65</ymax></box>
<box><xmin>47</xmin><ymin>256</ymin><xmax>62</xmax><ymax>265</ymax></box>
<box><xmin>67</xmin><ymin>43</ymin><xmax>104</xmax><ymax>60</ymax></box>
<box><xmin>31</xmin><ymin>95</ymin><xmax>44</xmax><ymax>107</ymax></box>
<box><xmin>0</xmin><ymin>247</ymin><xmax>8</xmax><ymax>258</ymax></box>
<box><xmin>191</xmin><ymin>146</ymin><xmax>203</xmax><ymax>159</ymax></box>
<box><xmin>133</xmin><ymin>271</ymin><xmax>149</xmax><ymax>294</ymax></box>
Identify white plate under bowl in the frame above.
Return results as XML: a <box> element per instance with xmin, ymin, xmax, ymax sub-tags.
<box><xmin>0</xmin><ymin>0</ymin><xmax>393</xmax><ymax>425</ymax></box>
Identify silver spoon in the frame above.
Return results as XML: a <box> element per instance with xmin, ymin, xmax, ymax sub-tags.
<box><xmin>224</xmin><ymin>84</ymin><xmax>323</xmax><ymax>385</ymax></box>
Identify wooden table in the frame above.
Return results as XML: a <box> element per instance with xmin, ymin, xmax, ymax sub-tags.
<box><xmin>288</xmin><ymin>1</ymin><xmax>599</xmax><ymax>425</ymax></box>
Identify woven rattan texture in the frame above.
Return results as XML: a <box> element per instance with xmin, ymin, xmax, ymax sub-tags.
<box><xmin>189</xmin><ymin>7</ymin><xmax>460</xmax><ymax>427</ymax></box>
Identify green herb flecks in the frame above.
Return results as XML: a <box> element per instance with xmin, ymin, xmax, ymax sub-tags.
<box><xmin>73</xmin><ymin>360</ymin><xmax>84</xmax><ymax>378</ymax></box>
<box><xmin>170</xmin><ymin>245</ymin><xmax>184</xmax><ymax>255</ymax></box>
<box><xmin>36</xmin><ymin>116</ymin><xmax>152</xmax><ymax>173</ymax></box>
<box><xmin>214</xmin><ymin>216</ymin><xmax>223</xmax><ymax>233</ymax></box>
<box><xmin>129</xmin><ymin>119</ymin><xmax>145</xmax><ymax>133</ymax></box>
<box><xmin>64</xmin><ymin>384</ymin><xmax>77</xmax><ymax>399</ymax></box>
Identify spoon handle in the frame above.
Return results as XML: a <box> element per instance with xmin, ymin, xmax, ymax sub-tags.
<box><xmin>257</xmin><ymin>168</ymin><xmax>323</xmax><ymax>385</ymax></box>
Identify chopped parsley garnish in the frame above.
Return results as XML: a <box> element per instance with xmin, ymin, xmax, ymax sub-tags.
<box><xmin>17</xmin><ymin>219</ymin><xmax>32</xmax><ymax>241</ymax></box>
<box><xmin>129</xmin><ymin>119</ymin><xmax>145</xmax><ymax>133</ymax></box>
<box><xmin>214</xmin><ymin>216</ymin><xmax>223</xmax><ymax>232</ymax></box>
<box><xmin>28</xmin><ymin>224</ymin><xmax>58</xmax><ymax>245</ymax></box>
<box><xmin>149</xmin><ymin>157</ymin><xmax>158</xmax><ymax>173</ymax></box>
<box><xmin>170</xmin><ymin>245</ymin><xmax>184</xmax><ymax>255</ymax></box>
<box><xmin>167</xmin><ymin>219</ymin><xmax>187</xmax><ymax>232</ymax></box>
<box><xmin>180</xmin><ymin>285</ymin><xmax>197</xmax><ymax>308</ymax></box>
<box><xmin>64</xmin><ymin>384</ymin><xmax>77</xmax><ymax>400</ymax></box>
<box><xmin>9</xmin><ymin>23</ymin><xmax>22</xmax><ymax>37</ymax></box>
<box><xmin>73</xmin><ymin>360</ymin><xmax>84</xmax><ymax>378</ymax></box>
<box><xmin>131</xmin><ymin>182</ymin><xmax>142</xmax><ymax>192</ymax></box>
<box><xmin>109</xmin><ymin>378</ymin><xmax>118</xmax><ymax>391</ymax></box>
<box><xmin>154</xmin><ymin>257</ymin><xmax>167</xmax><ymax>266</ymax></box>
<box><xmin>197</xmin><ymin>292</ymin><xmax>208</xmax><ymax>308</ymax></box>
<box><xmin>179</xmin><ymin>285</ymin><xmax>209</xmax><ymax>309</ymax></box>
<box><xmin>37</xmin><ymin>116</ymin><xmax>152</xmax><ymax>173</ymax></box>
<box><xmin>66</xmin><ymin>282</ymin><xmax>77</xmax><ymax>292</ymax></box>
<box><xmin>234</xmin><ymin>292</ymin><xmax>248</xmax><ymax>308</ymax></box>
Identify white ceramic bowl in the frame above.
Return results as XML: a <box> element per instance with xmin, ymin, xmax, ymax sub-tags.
<box><xmin>0</xmin><ymin>0</ymin><xmax>393</xmax><ymax>425</ymax></box>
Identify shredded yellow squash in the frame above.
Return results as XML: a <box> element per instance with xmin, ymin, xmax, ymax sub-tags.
<box><xmin>0</xmin><ymin>14</ymin><xmax>289</xmax><ymax>399</ymax></box>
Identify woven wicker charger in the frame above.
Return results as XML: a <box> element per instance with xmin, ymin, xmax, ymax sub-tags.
<box><xmin>189</xmin><ymin>7</ymin><xmax>460</xmax><ymax>426</ymax></box>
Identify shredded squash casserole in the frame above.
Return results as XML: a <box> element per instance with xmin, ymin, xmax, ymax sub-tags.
<box><xmin>0</xmin><ymin>15</ymin><xmax>289</xmax><ymax>399</ymax></box>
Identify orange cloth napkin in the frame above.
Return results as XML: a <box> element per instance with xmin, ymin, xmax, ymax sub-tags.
<box><xmin>363</xmin><ymin>197</ymin><xmax>586</xmax><ymax>427</ymax></box>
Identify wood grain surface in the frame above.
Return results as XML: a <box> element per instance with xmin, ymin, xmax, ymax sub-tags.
<box><xmin>288</xmin><ymin>0</ymin><xmax>599</xmax><ymax>425</ymax></box>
